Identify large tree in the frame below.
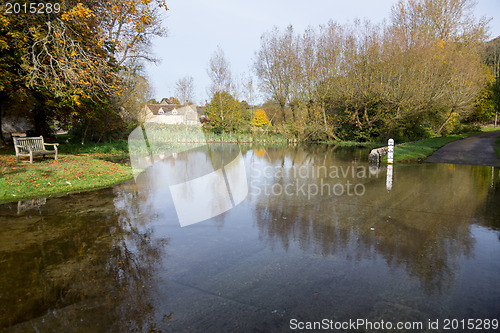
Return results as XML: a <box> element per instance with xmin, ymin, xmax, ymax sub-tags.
<box><xmin>254</xmin><ymin>26</ymin><xmax>299</xmax><ymax>123</ymax></box>
<box><xmin>0</xmin><ymin>0</ymin><xmax>168</xmax><ymax>142</ymax></box>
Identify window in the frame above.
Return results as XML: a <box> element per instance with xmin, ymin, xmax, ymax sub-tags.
<box><xmin>158</xmin><ymin>108</ymin><xmax>165</xmax><ymax>115</ymax></box>
<box><xmin>172</xmin><ymin>109</ymin><xmax>178</xmax><ymax>115</ymax></box>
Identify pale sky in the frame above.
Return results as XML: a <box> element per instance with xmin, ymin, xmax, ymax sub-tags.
<box><xmin>144</xmin><ymin>0</ymin><xmax>500</xmax><ymax>105</ymax></box>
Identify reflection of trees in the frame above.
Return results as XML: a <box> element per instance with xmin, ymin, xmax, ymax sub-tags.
<box><xmin>0</xmin><ymin>185</ymin><xmax>168</xmax><ymax>331</ymax></box>
<box><xmin>135</xmin><ymin>143</ymin><xmax>243</xmax><ymax>227</ymax></box>
<box><xmin>251</xmin><ymin>145</ymin><xmax>488</xmax><ymax>295</ymax></box>
<box><xmin>481</xmin><ymin>166</ymin><xmax>500</xmax><ymax>230</ymax></box>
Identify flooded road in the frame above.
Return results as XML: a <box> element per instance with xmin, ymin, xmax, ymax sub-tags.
<box><xmin>1</xmin><ymin>145</ymin><xmax>499</xmax><ymax>332</ymax></box>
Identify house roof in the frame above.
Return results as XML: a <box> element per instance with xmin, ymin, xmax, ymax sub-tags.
<box><xmin>146</xmin><ymin>104</ymin><xmax>200</xmax><ymax>120</ymax></box>
<box><xmin>196</xmin><ymin>106</ymin><xmax>205</xmax><ymax>115</ymax></box>
<box><xmin>147</xmin><ymin>104</ymin><xmax>178</xmax><ymax>115</ymax></box>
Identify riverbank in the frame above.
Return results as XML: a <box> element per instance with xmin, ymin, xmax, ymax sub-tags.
<box><xmin>0</xmin><ymin>149</ymin><xmax>133</xmax><ymax>204</ymax></box>
<box><xmin>2</xmin><ymin>128</ymin><xmax>495</xmax><ymax>203</ymax></box>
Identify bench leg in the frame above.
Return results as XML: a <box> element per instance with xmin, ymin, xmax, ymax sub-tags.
<box><xmin>30</xmin><ymin>152</ymin><xmax>33</xmax><ymax>164</ymax></box>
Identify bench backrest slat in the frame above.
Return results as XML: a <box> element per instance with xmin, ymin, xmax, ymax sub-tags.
<box><xmin>14</xmin><ymin>136</ymin><xmax>45</xmax><ymax>154</ymax></box>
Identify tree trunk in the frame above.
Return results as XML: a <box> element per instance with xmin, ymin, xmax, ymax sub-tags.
<box><xmin>81</xmin><ymin>121</ymin><xmax>90</xmax><ymax>145</ymax></box>
<box><xmin>437</xmin><ymin>109</ymin><xmax>454</xmax><ymax>135</ymax></box>
<box><xmin>384</xmin><ymin>125</ymin><xmax>395</xmax><ymax>143</ymax></box>
<box><xmin>321</xmin><ymin>101</ymin><xmax>328</xmax><ymax>133</ymax></box>
<box><xmin>0</xmin><ymin>93</ymin><xmax>6</xmax><ymax>145</ymax></box>
<box><xmin>280</xmin><ymin>102</ymin><xmax>286</xmax><ymax>123</ymax></box>
<box><xmin>323</xmin><ymin>130</ymin><xmax>341</xmax><ymax>142</ymax></box>
<box><xmin>32</xmin><ymin>90</ymin><xmax>53</xmax><ymax>138</ymax></box>
<box><xmin>495</xmin><ymin>106</ymin><xmax>498</xmax><ymax>128</ymax></box>
<box><xmin>33</xmin><ymin>108</ymin><xmax>48</xmax><ymax>137</ymax></box>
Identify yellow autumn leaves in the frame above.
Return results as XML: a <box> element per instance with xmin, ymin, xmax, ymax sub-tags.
<box><xmin>252</xmin><ymin>109</ymin><xmax>270</xmax><ymax>127</ymax></box>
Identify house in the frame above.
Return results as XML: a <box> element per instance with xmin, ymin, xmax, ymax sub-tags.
<box><xmin>144</xmin><ymin>102</ymin><xmax>200</xmax><ymax>125</ymax></box>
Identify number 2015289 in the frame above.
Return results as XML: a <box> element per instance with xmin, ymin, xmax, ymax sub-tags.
<box><xmin>4</xmin><ymin>2</ymin><xmax>61</xmax><ymax>14</ymax></box>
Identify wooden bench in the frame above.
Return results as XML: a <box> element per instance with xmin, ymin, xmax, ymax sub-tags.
<box><xmin>13</xmin><ymin>136</ymin><xmax>59</xmax><ymax>163</ymax></box>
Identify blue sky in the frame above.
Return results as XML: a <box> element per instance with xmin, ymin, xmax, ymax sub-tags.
<box><xmin>144</xmin><ymin>0</ymin><xmax>500</xmax><ymax>105</ymax></box>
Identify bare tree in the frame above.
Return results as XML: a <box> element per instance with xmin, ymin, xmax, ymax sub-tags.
<box><xmin>390</xmin><ymin>0</ymin><xmax>489</xmax><ymax>48</ymax></box>
<box><xmin>241</xmin><ymin>73</ymin><xmax>257</xmax><ymax>109</ymax></box>
<box><xmin>175</xmin><ymin>76</ymin><xmax>195</xmax><ymax>104</ymax></box>
<box><xmin>299</xmin><ymin>21</ymin><xmax>344</xmax><ymax>138</ymax></box>
<box><xmin>207</xmin><ymin>46</ymin><xmax>233</xmax><ymax>97</ymax></box>
<box><xmin>206</xmin><ymin>46</ymin><xmax>235</xmax><ymax>123</ymax></box>
<box><xmin>254</xmin><ymin>25</ymin><xmax>299</xmax><ymax>123</ymax></box>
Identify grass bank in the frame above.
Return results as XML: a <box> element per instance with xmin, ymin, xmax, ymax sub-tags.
<box><xmin>0</xmin><ymin>145</ymin><xmax>133</xmax><ymax>204</ymax></box>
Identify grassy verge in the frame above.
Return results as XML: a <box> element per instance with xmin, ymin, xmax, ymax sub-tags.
<box><xmin>382</xmin><ymin>133</ymin><xmax>475</xmax><ymax>163</ymax></box>
<box><xmin>0</xmin><ymin>148</ymin><xmax>133</xmax><ymax>204</ymax></box>
<box><xmin>481</xmin><ymin>125</ymin><xmax>500</xmax><ymax>132</ymax></box>
<box><xmin>58</xmin><ymin>139</ymin><xmax>129</xmax><ymax>155</ymax></box>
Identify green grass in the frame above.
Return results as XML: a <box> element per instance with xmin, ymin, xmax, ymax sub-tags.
<box><xmin>382</xmin><ymin>134</ymin><xmax>473</xmax><ymax>163</ymax></box>
<box><xmin>58</xmin><ymin>139</ymin><xmax>129</xmax><ymax>154</ymax></box>
<box><xmin>0</xmin><ymin>149</ymin><xmax>133</xmax><ymax>204</ymax></box>
<box><xmin>480</xmin><ymin>125</ymin><xmax>500</xmax><ymax>133</ymax></box>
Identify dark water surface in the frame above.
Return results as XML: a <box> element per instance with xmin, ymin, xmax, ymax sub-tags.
<box><xmin>1</xmin><ymin>145</ymin><xmax>499</xmax><ymax>332</ymax></box>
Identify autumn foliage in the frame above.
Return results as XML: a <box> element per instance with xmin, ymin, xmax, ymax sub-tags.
<box><xmin>0</xmin><ymin>0</ymin><xmax>168</xmax><ymax>142</ymax></box>
<box><xmin>252</xmin><ymin>109</ymin><xmax>270</xmax><ymax>127</ymax></box>
<box><xmin>254</xmin><ymin>0</ymin><xmax>492</xmax><ymax>141</ymax></box>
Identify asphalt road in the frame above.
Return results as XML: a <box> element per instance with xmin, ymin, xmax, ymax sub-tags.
<box><xmin>425</xmin><ymin>131</ymin><xmax>500</xmax><ymax>167</ymax></box>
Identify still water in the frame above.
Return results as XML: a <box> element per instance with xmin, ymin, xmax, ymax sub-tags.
<box><xmin>1</xmin><ymin>145</ymin><xmax>499</xmax><ymax>332</ymax></box>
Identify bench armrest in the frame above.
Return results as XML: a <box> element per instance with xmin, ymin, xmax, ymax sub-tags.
<box><xmin>43</xmin><ymin>143</ymin><xmax>59</xmax><ymax>147</ymax></box>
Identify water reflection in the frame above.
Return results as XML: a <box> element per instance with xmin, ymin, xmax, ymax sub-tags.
<box><xmin>1</xmin><ymin>145</ymin><xmax>499</xmax><ymax>331</ymax></box>
<box><xmin>134</xmin><ymin>143</ymin><xmax>248</xmax><ymax>227</ymax></box>
<box><xmin>386</xmin><ymin>164</ymin><xmax>393</xmax><ymax>191</ymax></box>
<box><xmin>0</xmin><ymin>188</ymin><xmax>168</xmax><ymax>331</ymax></box>
<box><xmin>128</xmin><ymin>120</ymin><xmax>249</xmax><ymax>227</ymax></box>
<box><xmin>248</xmin><ymin>146</ymin><xmax>496</xmax><ymax>295</ymax></box>
<box><xmin>16</xmin><ymin>198</ymin><xmax>46</xmax><ymax>215</ymax></box>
